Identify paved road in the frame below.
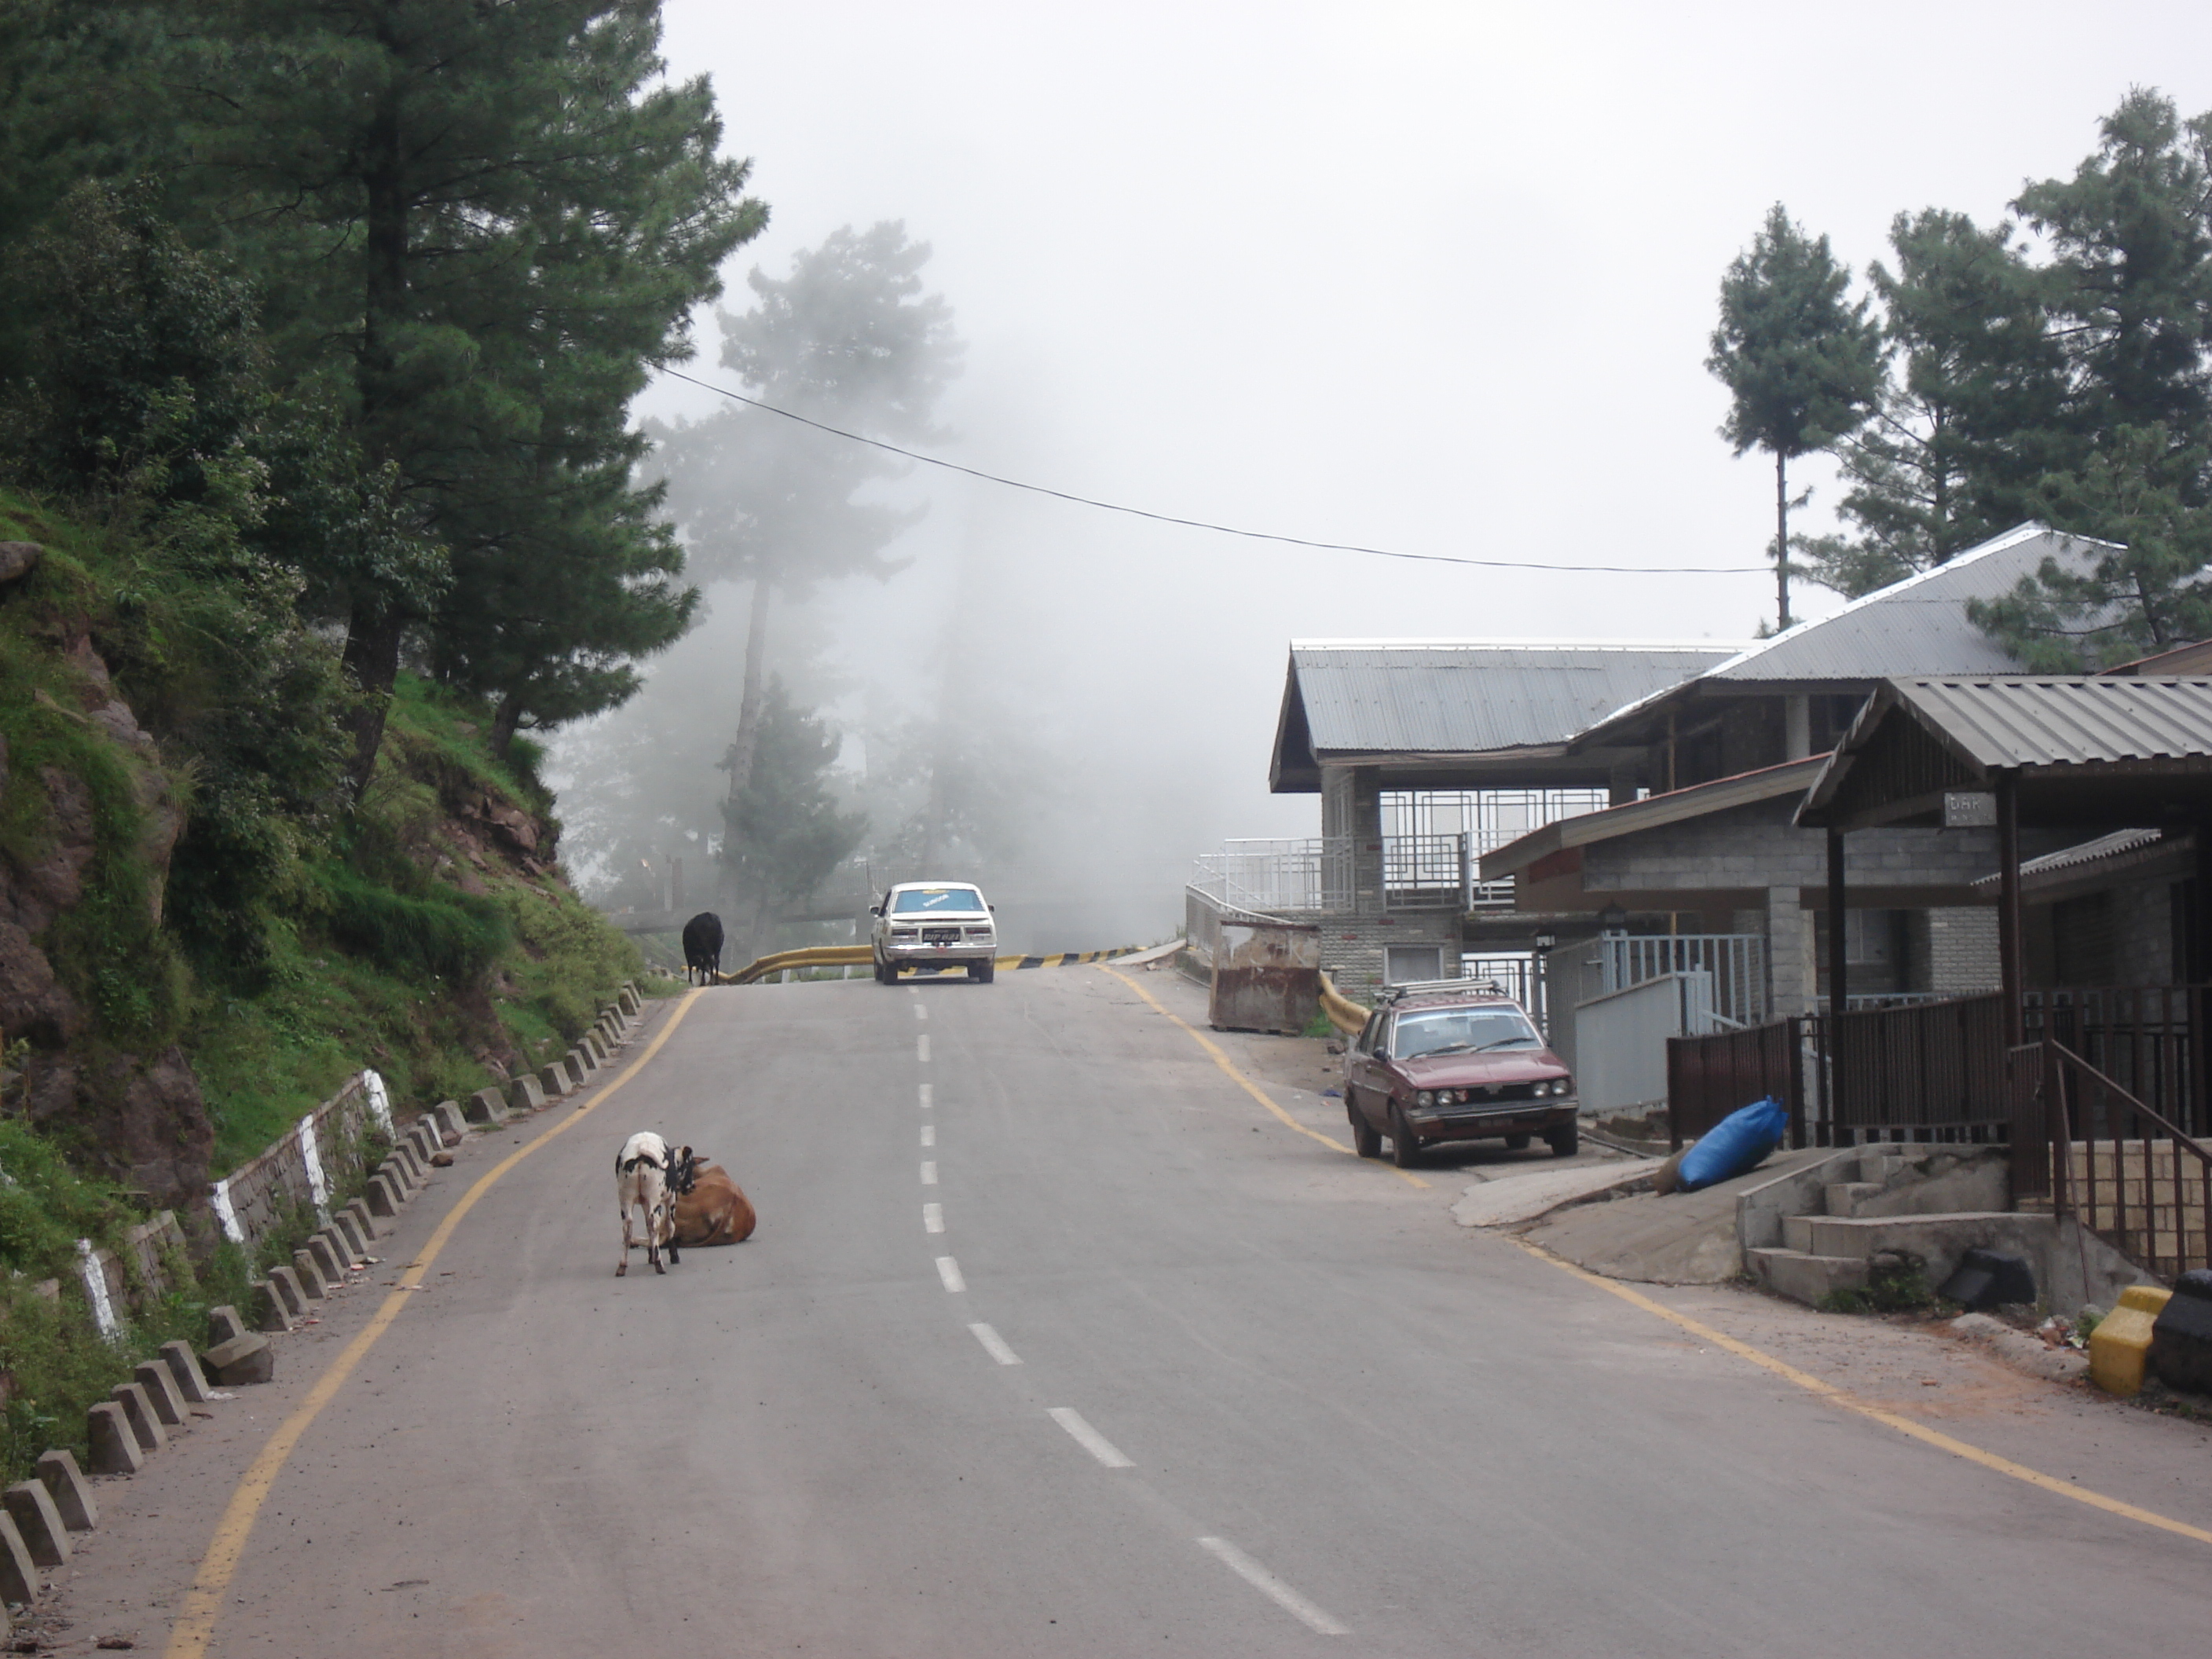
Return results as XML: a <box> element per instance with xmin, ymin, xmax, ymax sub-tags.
<box><xmin>69</xmin><ymin>969</ymin><xmax>2212</xmax><ymax>1656</ymax></box>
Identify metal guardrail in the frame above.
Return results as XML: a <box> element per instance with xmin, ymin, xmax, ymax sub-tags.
<box><xmin>2027</xmin><ymin>1039</ymin><xmax>2211</xmax><ymax>1279</ymax></box>
<box><xmin>716</xmin><ymin>944</ymin><xmax>1141</xmax><ymax>985</ymax></box>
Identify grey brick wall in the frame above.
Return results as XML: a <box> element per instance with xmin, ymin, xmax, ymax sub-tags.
<box><xmin>1926</xmin><ymin>906</ymin><xmax>1999</xmax><ymax>994</ymax></box>
<box><xmin>1317</xmin><ymin>912</ymin><xmax>1461</xmax><ymax>994</ymax></box>
<box><xmin>2109</xmin><ymin>880</ymin><xmax>2175</xmax><ymax>986</ymax></box>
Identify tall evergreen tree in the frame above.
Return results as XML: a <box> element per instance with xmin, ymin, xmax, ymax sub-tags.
<box><xmin>175</xmin><ymin>0</ymin><xmax>764</xmax><ymax>784</ymax></box>
<box><xmin>1708</xmin><ymin>203</ymin><xmax>1884</xmax><ymax>629</ymax></box>
<box><xmin>1797</xmin><ymin>211</ymin><xmax>2070</xmax><ymax>596</ymax></box>
<box><xmin>650</xmin><ymin>222</ymin><xmax>961</xmax><ymax>906</ymax></box>
<box><xmin>721</xmin><ymin>679</ymin><xmax>869</xmax><ymax>950</ymax></box>
<box><xmin>2016</xmin><ymin>89</ymin><xmax>2212</xmax><ymax>461</ymax></box>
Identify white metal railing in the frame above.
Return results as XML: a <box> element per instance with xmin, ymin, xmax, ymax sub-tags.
<box><xmin>1191</xmin><ymin>834</ymin><xmax>1500</xmax><ymax>915</ymax></box>
<box><xmin>1601</xmin><ymin>932</ymin><xmax>1767</xmax><ymax>1027</ymax></box>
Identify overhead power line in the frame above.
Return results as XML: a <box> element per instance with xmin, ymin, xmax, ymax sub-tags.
<box><xmin>657</xmin><ymin>367</ymin><xmax>1769</xmax><ymax>577</ymax></box>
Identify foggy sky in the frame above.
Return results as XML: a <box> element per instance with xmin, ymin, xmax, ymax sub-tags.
<box><xmin>559</xmin><ymin>2</ymin><xmax>2212</xmax><ymax>946</ymax></box>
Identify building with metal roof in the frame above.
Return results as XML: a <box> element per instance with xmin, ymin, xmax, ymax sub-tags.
<box><xmin>1267</xmin><ymin>640</ymin><xmax>1740</xmax><ymax>793</ymax></box>
<box><xmin>1566</xmin><ymin>524</ymin><xmax>2117</xmax><ymax>788</ymax></box>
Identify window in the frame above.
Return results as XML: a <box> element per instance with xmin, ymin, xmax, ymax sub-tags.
<box><xmin>892</xmin><ymin>887</ymin><xmax>986</xmax><ymax>914</ymax></box>
<box><xmin>1390</xmin><ymin>1007</ymin><xmax>1542</xmax><ymax>1058</ymax></box>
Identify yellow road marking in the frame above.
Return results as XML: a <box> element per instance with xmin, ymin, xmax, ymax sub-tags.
<box><xmin>164</xmin><ymin>991</ymin><xmax>706</xmax><ymax>1659</ymax></box>
<box><xmin>1100</xmin><ymin>965</ymin><xmax>1429</xmax><ymax>1188</ymax></box>
<box><xmin>1508</xmin><ymin>1234</ymin><xmax>2212</xmax><ymax>1549</ymax></box>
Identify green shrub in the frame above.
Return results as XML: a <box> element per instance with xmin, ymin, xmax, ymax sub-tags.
<box><xmin>313</xmin><ymin>862</ymin><xmax>511</xmax><ymax>982</ymax></box>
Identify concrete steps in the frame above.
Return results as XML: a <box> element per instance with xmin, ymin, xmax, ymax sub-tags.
<box><xmin>1745</xmin><ymin>1246</ymin><xmax>1868</xmax><ymax>1304</ymax></box>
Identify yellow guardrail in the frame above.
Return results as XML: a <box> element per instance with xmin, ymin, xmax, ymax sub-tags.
<box><xmin>716</xmin><ymin>944</ymin><xmax>1141</xmax><ymax>986</ymax></box>
<box><xmin>1317</xmin><ymin>970</ymin><xmax>1372</xmax><ymax>1036</ymax></box>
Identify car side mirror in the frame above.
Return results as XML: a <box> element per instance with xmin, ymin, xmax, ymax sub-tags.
<box><xmin>988</xmin><ymin>904</ymin><xmax>995</xmax><ymax>913</ymax></box>
<box><xmin>1373</xmin><ymin>1048</ymin><xmax>1390</xmax><ymax>1063</ymax></box>
<box><xmin>870</xmin><ymin>906</ymin><xmax>881</xmax><ymax>917</ymax></box>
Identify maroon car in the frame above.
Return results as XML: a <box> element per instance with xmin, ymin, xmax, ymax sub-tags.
<box><xmin>1342</xmin><ymin>983</ymin><xmax>1577</xmax><ymax>1169</ymax></box>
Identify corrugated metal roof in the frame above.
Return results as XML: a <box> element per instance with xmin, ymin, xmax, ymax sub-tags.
<box><xmin>1571</xmin><ymin>524</ymin><xmax>2123</xmax><ymax>747</ymax></box>
<box><xmin>1892</xmin><ymin>676</ymin><xmax>2212</xmax><ymax>768</ymax></box>
<box><xmin>1968</xmin><ymin>827</ymin><xmax>2163</xmax><ymax>890</ymax></box>
<box><xmin>1289</xmin><ymin>642</ymin><xmax>1738</xmax><ymax>755</ymax></box>
<box><xmin>1703</xmin><ymin>525</ymin><xmax>2112</xmax><ymax>683</ymax></box>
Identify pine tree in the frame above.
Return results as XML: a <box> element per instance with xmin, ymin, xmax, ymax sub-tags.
<box><xmin>1708</xmin><ymin>204</ymin><xmax>1884</xmax><ymax>628</ymax></box>
<box><xmin>720</xmin><ymin>680</ymin><xmax>869</xmax><ymax>952</ymax></box>
<box><xmin>176</xmin><ymin>0</ymin><xmax>764</xmax><ymax>784</ymax></box>
<box><xmin>649</xmin><ymin>223</ymin><xmax>961</xmax><ymax>903</ymax></box>
<box><xmin>1796</xmin><ymin>211</ymin><xmax>2069</xmax><ymax>596</ymax></box>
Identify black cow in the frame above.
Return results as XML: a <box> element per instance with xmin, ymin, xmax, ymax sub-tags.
<box><xmin>681</xmin><ymin>911</ymin><xmax>723</xmax><ymax>985</ymax></box>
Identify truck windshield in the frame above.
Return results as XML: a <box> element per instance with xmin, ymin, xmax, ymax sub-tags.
<box><xmin>1391</xmin><ymin>1007</ymin><xmax>1540</xmax><ymax>1058</ymax></box>
<box><xmin>893</xmin><ymin>888</ymin><xmax>986</xmax><ymax>914</ymax></box>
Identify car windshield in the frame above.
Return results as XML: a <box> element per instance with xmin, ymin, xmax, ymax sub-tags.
<box><xmin>893</xmin><ymin>887</ymin><xmax>986</xmax><ymax>915</ymax></box>
<box><xmin>1390</xmin><ymin>1006</ymin><xmax>1541</xmax><ymax>1058</ymax></box>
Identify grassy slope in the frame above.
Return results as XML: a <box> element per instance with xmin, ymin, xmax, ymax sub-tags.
<box><xmin>189</xmin><ymin>675</ymin><xmax>643</xmax><ymax>1171</ymax></box>
<box><xmin>0</xmin><ymin>486</ymin><xmax>643</xmax><ymax>1474</ymax></box>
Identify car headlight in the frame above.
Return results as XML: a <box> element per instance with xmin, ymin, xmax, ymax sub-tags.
<box><xmin>1437</xmin><ymin>1089</ymin><xmax>1459</xmax><ymax>1105</ymax></box>
<box><xmin>1551</xmin><ymin>1078</ymin><xmax>1572</xmax><ymax>1096</ymax></box>
<box><xmin>1416</xmin><ymin>1090</ymin><xmax>1434</xmax><ymax>1108</ymax></box>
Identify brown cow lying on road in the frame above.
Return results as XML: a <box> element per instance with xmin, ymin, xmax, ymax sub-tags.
<box><xmin>671</xmin><ymin>1160</ymin><xmax>756</xmax><ymax>1246</ymax></box>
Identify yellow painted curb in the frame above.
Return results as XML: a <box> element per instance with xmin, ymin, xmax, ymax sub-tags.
<box><xmin>2089</xmin><ymin>1284</ymin><xmax>2174</xmax><ymax>1398</ymax></box>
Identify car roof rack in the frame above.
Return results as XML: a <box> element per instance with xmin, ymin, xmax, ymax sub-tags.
<box><xmin>1375</xmin><ymin>977</ymin><xmax>1508</xmax><ymax>1005</ymax></box>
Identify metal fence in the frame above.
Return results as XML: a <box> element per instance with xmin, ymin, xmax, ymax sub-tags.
<box><xmin>1602</xmin><ymin>932</ymin><xmax>1767</xmax><ymax>1026</ymax></box>
<box><xmin>2023</xmin><ymin>1039</ymin><xmax>2211</xmax><ymax>1278</ymax></box>
<box><xmin>1667</xmin><ymin>1017</ymin><xmax>1804</xmax><ymax>1148</ymax></box>
<box><xmin>1189</xmin><ymin>835</ymin><xmax>1477</xmax><ymax>914</ymax></box>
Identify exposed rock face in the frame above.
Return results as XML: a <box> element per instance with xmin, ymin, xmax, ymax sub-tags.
<box><xmin>0</xmin><ymin>638</ymin><xmax>211</xmax><ymax>1208</ymax></box>
<box><xmin>0</xmin><ymin>541</ymin><xmax>40</xmax><ymax>584</ymax></box>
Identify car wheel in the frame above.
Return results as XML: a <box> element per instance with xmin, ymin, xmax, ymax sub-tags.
<box><xmin>1504</xmin><ymin>1132</ymin><xmax>1531</xmax><ymax>1151</ymax></box>
<box><xmin>970</xmin><ymin>959</ymin><xmax>996</xmax><ymax>983</ymax></box>
<box><xmin>1548</xmin><ymin>1124</ymin><xmax>1579</xmax><ymax>1158</ymax></box>
<box><xmin>877</xmin><ymin>958</ymin><xmax>897</xmax><ymax>983</ymax></box>
<box><xmin>1349</xmin><ymin>1096</ymin><xmax>1381</xmax><ymax>1159</ymax></box>
<box><xmin>1390</xmin><ymin>1102</ymin><xmax>1421</xmax><ymax>1168</ymax></box>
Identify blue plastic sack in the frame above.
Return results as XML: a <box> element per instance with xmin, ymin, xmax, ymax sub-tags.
<box><xmin>1676</xmin><ymin>1097</ymin><xmax>1788</xmax><ymax>1192</ymax></box>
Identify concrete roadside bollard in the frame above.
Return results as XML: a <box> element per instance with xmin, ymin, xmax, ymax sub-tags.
<box><xmin>249</xmin><ymin>1280</ymin><xmax>291</xmax><ymax>1333</ymax></box>
<box><xmin>394</xmin><ymin>1143</ymin><xmax>424</xmax><ymax>1184</ymax></box>
<box><xmin>464</xmin><ymin>1086</ymin><xmax>508</xmax><ymax>1126</ymax></box>
<box><xmin>203</xmin><ymin>1334</ymin><xmax>275</xmax><ymax>1386</ymax></box>
<box><xmin>411</xmin><ymin>1122</ymin><xmax>440</xmax><ymax>1162</ymax></box>
<box><xmin>0</xmin><ymin>1510</ymin><xmax>39</xmax><ymax>1604</ymax></box>
<box><xmin>508</xmin><ymin>1073</ymin><xmax>544</xmax><ymax>1115</ymax></box>
<box><xmin>159</xmin><ymin>1340</ymin><xmax>214</xmax><ymax>1404</ymax></box>
<box><xmin>538</xmin><ymin>1064</ymin><xmax>570</xmax><ymax>1101</ymax></box>
<box><xmin>345</xmin><ymin>1196</ymin><xmax>381</xmax><ymax>1242</ymax></box>
<box><xmin>110</xmin><ymin>1382</ymin><xmax>166</xmax><ymax>1452</ymax></box>
<box><xmin>291</xmin><ymin>1251</ymin><xmax>328</xmax><ymax>1301</ymax></box>
<box><xmin>306</xmin><ymin>1231</ymin><xmax>346</xmax><ymax>1282</ymax></box>
<box><xmin>267</xmin><ymin>1265</ymin><xmax>308</xmax><ymax>1317</ymax></box>
<box><xmin>324</xmin><ymin>1218</ymin><xmax>364</xmax><ymax>1265</ymax></box>
<box><xmin>376</xmin><ymin>1156</ymin><xmax>412</xmax><ymax>1200</ymax></box>
<box><xmin>35</xmin><ymin>1452</ymin><xmax>96</xmax><ymax>1531</ymax></box>
<box><xmin>366</xmin><ymin>1174</ymin><xmax>401</xmax><ymax>1221</ymax></box>
<box><xmin>620</xmin><ymin>987</ymin><xmax>639</xmax><ymax>1016</ymax></box>
<box><xmin>86</xmin><ymin>1404</ymin><xmax>142</xmax><ymax>1476</ymax></box>
<box><xmin>434</xmin><ymin>1099</ymin><xmax>468</xmax><ymax>1141</ymax></box>
<box><xmin>3</xmin><ymin>1481</ymin><xmax>71</xmax><ymax>1567</ymax></box>
<box><xmin>584</xmin><ymin>1031</ymin><xmax>609</xmax><ymax>1064</ymax></box>
<box><xmin>132</xmin><ymin>1361</ymin><xmax>189</xmax><ymax>1429</ymax></box>
<box><xmin>564</xmin><ymin>1049</ymin><xmax>591</xmax><ymax>1086</ymax></box>
<box><xmin>207</xmin><ymin>1305</ymin><xmax>248</xmax><ymax>1346</ymax></box>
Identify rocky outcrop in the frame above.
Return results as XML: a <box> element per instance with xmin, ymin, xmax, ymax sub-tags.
<box><xmin>0</xmin><ymin>630</ymin><xmax>210</xmax><ymax>1208</ymax></box>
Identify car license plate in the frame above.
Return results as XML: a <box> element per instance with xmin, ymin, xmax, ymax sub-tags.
<box><xmin>923</xmin><ymin>928</ymin><xmax>959</xmax><ymax>944</ymax></box>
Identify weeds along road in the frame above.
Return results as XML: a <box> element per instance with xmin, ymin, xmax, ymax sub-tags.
<box><xmin>75</xmin><ymin>969</ymin><xmax>2212</xmax><ymax>1657</ymax></box>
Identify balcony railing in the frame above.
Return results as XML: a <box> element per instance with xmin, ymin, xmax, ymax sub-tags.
<box><xmin>1189</xmin><ymin>834</ymin><xmax>1496</xmax><ymax>916</ymax></box>
<box><xmin>1601</xmin><ymin>932</ymin><xmax>1768</xmax><ymax>1027</ymax></box>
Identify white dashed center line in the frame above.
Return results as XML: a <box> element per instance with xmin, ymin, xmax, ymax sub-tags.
<box><xmin>914</xmin><ymin>1003</ymin><xmax>928</xmax><ymax>1021</ymax></box>
<box><xmin>918</xmin><ymin>1082</ymin><xmax>933</xmax><ymax>1110</ymax></box>
<box><xmin>921</xmin><ymin>1160</ymin><xmax>938</xmax><ymax>1185</ymax></box>
<box><xmin>1197</xmin><ymin>1537</ymin><xmax>1349</xmax><ymax>1635</ymax></box>
<box><xmin>968</xmin><ymin>1323</ymin><xmax>1021</xmax><ymax>1365</ymax></box>
<box><xmin>923</xmin><ymin>1202</ymin><xmax>944</xmax><ymax>1232</ymax></box>
<box><xmin>921</xmin><ymin>1124</ymin><xmax>936</xmax><ymax>1148</ymax></box>
<box><xmin>917</xmin><ymin>1035</ymin><xmax>931</xmax><ymax>1063</ymax></box>
<box><xmin>935</xmin><ymin>1255</ymin><xmax>966</xmax><ymax>1291</ymax></box>
<box><xmin>1048</xmin><ymin>1408</ymin><xmax>1133</xmax><ymax>1469</ymax></box>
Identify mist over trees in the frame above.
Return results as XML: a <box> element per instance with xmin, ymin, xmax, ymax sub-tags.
<box><xmin>1729</xmin><ymin>89</ymin><xmax>2212</xmax><ymax>665</ymax></box>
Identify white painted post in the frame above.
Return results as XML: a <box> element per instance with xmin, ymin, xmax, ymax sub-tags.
<box><xmin>209</xmin><ymin>1178</ymin><xmax>244</xmax><ymax>1246</ymax></box>
<box><xmin>362</xmin><ymin>1069</ymin><xmax>393</xmax><ymax>1133</ymax></box>
<box><xmin>76</xmin><ymin>1240</ymin><xmax>118</xmax><ymax>1337</ymax></box>
<box><xmin>298</xmin><ymin>1111</ymin><xmax>331</xmax><ymax>1224</ymax></box>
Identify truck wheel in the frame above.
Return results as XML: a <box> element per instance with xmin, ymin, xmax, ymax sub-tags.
<box><xmin>876</xmin><ymin>958</ymin><xmax>895</xmax><ymax>984</ymax></box>
<box><xmin>1349</xmin><ymin>1098</ymin><xmax>1381</xmax><ymax>1159</ymax></box>
<box><xmin>1504</xmin><ymin>1132</ymin><xmax>1531</xmax><ymax>1151</ymax></box>
<box><xmin>1391</xmin><ymin>1104</ymin><xmax>1421</xmax><ymax>1169</ymax></box>
<box><xmin>1548</xmin><ymin>1124</ymin><xmax>1579</xmax><ymax>1158</ymax></box>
